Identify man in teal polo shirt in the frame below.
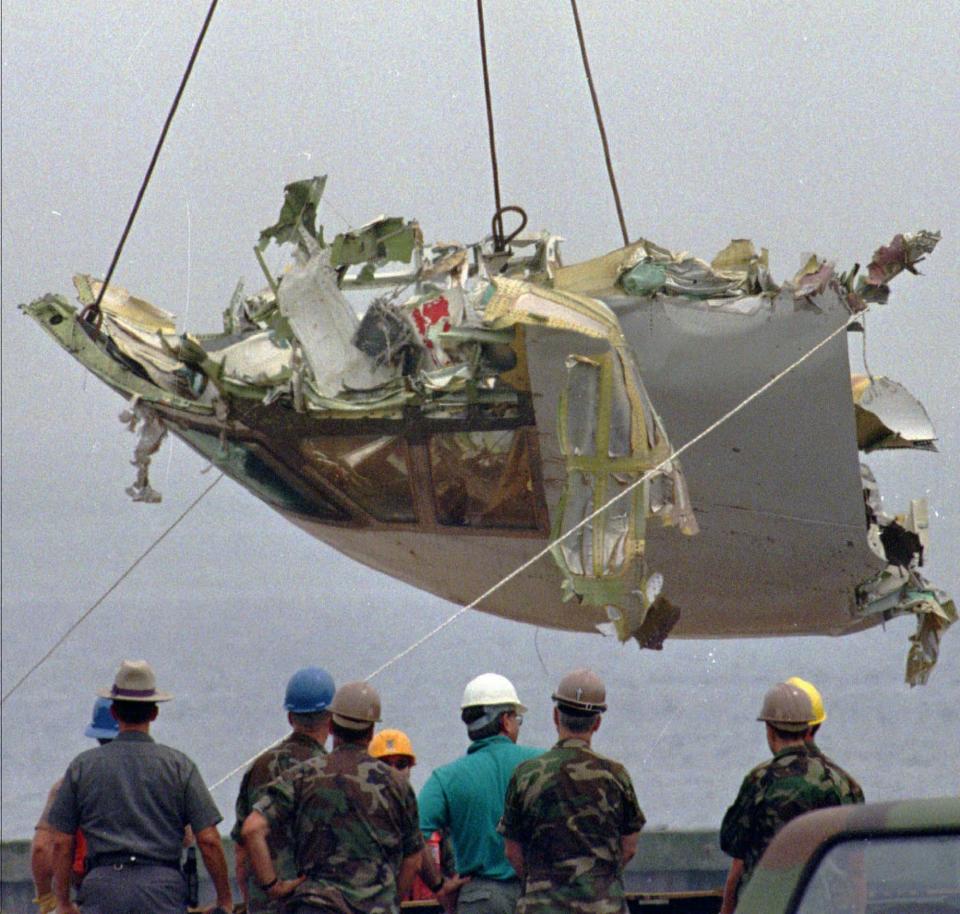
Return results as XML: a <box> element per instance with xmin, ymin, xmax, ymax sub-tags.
<box><xmin>418</xmin><ymin>673</ymin><xmax>541</xmax><ymax>914</ymax></box>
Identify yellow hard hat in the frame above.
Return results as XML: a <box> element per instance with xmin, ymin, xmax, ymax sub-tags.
<box><xmin>786</xmin><ymin>676</ymin><xmax>827</xmax><ymax>726</ymax></box>
<box><xmin>369</xmin><ymin>728</ymin><xmax>415</xmax><ymax>762</ymax></box>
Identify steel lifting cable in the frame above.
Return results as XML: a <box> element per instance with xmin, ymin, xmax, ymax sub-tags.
<box><xmin>208</xmin><ymin>310</ymin><xmax>862</xmax><ymax>793</ymax></box>
<box><xmin>3</xmin><ymin>2</ymin><xmax>222</xmax><ymax>705</ymax></box>
<box><xmin>570</xmin><ymin>0</ymin><xmax>630</xmax><ymax>247</ymax></box>
<box><xmin>475</xmin><ymin>1</ymin><xmax>503</xmax><ymax>238</ymax></box>
<box><xmin>81</xmin><ymin>0</ymin><xmax>219</xmax><ymax>325</ymax></box>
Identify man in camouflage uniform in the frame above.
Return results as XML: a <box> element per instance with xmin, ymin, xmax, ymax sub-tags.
<box><xmin>718</xmin><ymin>681</ymin><xmax>864</xmax><ymax>913</ymax></box>
<box><xmin>499</xmin><ymin>669</ymin><xmax>645</xmax><ymax>914</ymax></box>
<box><xmin>232</xmin><ymin>666</ymin><xmax>335</xmax><ymax>912</ymax></box>
<box><xmin>241</xmin><ymin>681</ymin><xmax>424</xmax><ymax>914</ymax></box>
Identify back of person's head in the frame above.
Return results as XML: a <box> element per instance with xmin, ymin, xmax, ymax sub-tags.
<box><xmin>112</xmin><ymin>699</ymin><xmax>157</xmax><ymax>725</ymax></box>
<box><xmin>331</xmin><ymin>719</ymin><xmax>374</xmax><ymax>744</ymax></box>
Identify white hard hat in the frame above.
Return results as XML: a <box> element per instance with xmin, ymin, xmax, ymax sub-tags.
<box><xmin>461</xmin><ymin>673</ymin><xmax>527</xmax><ymax>713</ymax></box>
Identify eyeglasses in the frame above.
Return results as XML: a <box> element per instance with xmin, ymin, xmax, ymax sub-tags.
<box><xmin>508</xmin><ymin>711</ymin><xmax>524</xmax><ymax>726</ymax></box>
<box><xmin>385</xmin><ymin>758</ymin><xmax>413</xmax><ymax>770</ymax></box>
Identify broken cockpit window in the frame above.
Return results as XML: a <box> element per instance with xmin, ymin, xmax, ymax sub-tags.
<box><xmin>429</xmin><ymin>430</ymin><xmax>541</xmax><ymax>530</ymax></box>
<box><xmin>300</xmin><ymin>435</ymin><xmax>416</xmax><ymax>523</ymax></box>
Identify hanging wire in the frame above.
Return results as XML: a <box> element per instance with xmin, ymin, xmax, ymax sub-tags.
<box><xmin>570</xmin><ymin>0</ymin><xmax>630</xmax><ymax>247</ymax></box>
<box><xmin>209</xmin><ymin>309</ymin><xmax>862</xmax><ymax>792</ymax></box>
<box><xmin>81</xmin><ymin>0</ymin><xmax>219</xmax><ymax>325</ymax></box>
<box><xmin>0</xmin><ymin>475</ymin><xmax>224</xmax><ymax>707</ymax></box>
<box><xmin>475</xmin><ymin>0</ymin><xmax>507</xmax><ymax>249</ymax></box>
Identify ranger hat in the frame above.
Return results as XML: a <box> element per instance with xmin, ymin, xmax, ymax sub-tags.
<box><xmin>329</xmin><ymin>681</ymin><xmax>382</xmax><ymax>730</ymax></box>
<box><xmin>757</xmin><ymin>681</ymin><xmax>813</xmax><ymax>732</ymax></box>
<box><xmin>552</xmin><ymin>668</ymin><xmax>607</xmax><ymax>714</ymax></box>
<box><xmin>98</xmin><ymin>659</ymin><xmax>172</xmax><ymax>703</ymax></box>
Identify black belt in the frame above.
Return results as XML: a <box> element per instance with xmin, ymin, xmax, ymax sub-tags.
<box><xmin>87</xmin><ymin>852</ymin><xmax>181</xmax><ymax>871</ymax></box>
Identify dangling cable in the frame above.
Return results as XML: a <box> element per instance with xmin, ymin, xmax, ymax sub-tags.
<box><xmin>476</xmin><ymin>0</ymin><xmax>505</xmax><ymax>249</ymax></box>
<box><xmin>81</xmin><ymin>0</ymin><xmax>219</xmax><ymax>325</ymax></box>
<box><xmin>570</xmin><ymin>0</ymin><xmax>629</xmax><ymax>247</ymax></box>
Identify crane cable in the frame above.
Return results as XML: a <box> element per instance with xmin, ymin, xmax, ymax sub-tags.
<box><xmin>476</xmin><ymin>1</ymin><xmax>629</xmax><ymax>249</ymax></box>
<box><xmin>208</xmin><ymin>309</ymin><xmax>862</xmax><ymax>792</ymax></box>
<box><xmin>80</xmin><ymin>0</ymin><xmax>219</xmax><ymax>326</ymax></box>
<box><xmin>476</xmin><ymin>0</ymin><xmax>503</xmax><ymax>227</ymax></box>
<box><xmin>570</xmin><ymin>0</ymin><xmax>630</xmax><ymax>246</ymax></box>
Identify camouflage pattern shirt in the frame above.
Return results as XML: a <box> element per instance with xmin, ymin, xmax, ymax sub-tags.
<box><xmin>252</xmin><ymin>742</ymin><xmax>424</xmax><ymax>914</ymax></box>
<box><xmin>719</xmin><ymin>742</ymin><xmax>864</xmax><ymax>887</ymax></box>
<box><xmin>232</xmin><ymin>731</ymin><xmax>327</xmax><ymax>912</ymax></box>
<box><xmin>499</xmin><ymin>737</ymin><xmax>646</xmax><ymax>914</ymax></box>
<box><xmin>807</xmin><ymin>740</ymin><xmax>866</xmax><ymax>804</ymax></box>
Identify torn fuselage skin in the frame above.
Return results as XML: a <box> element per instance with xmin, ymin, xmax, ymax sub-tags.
<box><xmin>21</xmin><ymin>177</ymin><xmax>951</xmax><ymax>680</ymax></box>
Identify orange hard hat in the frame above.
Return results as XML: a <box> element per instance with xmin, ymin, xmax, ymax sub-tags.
<box><xmin>369</xmin><ymin>728</ymin><xmax>415</xmax><ymax>762</ymax></box>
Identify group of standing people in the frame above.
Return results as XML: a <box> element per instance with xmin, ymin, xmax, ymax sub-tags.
<box><xmin>32</xmin><ymin>660</ymin><xmax>863</xmax><ymax>914</ymax></box>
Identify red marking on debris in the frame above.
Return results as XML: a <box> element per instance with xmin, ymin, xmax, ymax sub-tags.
<box><xmin>412</xmin><ymin>296</ymin><xmax>450</xmax><ymax>336</ymax></box>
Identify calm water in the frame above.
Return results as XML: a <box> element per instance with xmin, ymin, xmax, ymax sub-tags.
<box><xmin>3</xmin><ymin>513</ymin><xmax>958</xmax><ymax>839</ymax></box>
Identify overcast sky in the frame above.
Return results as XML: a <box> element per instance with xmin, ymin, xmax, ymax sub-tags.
<box><xmin>2</xmin><ymin>1</ymin><xmax>958</xmax><ymax>837</ymax></box>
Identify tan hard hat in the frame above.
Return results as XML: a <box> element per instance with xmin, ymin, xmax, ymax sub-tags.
<box><xmin>329</xmin><ymin>681</ymin><xmax>382</xmax><ymax>730</ymax></box>
<box><xmin>552</xmin><ymin>668</ymin><xmax>607</xmax><ymax>713</ymax></box>
<box><xmin>757</xmin><ymin>682</ymin><xmax>814</xmax><ymax>731</ymax></box>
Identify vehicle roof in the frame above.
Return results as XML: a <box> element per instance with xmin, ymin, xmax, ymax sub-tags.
<box><xmin>735</xmin><ymin>797</ymin><xmax>960</xmax><ymax>914</ymax></box>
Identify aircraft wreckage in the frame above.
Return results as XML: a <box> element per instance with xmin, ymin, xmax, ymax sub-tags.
<box><xmin>23</xmin><ymin>176</ymin><xmax>955</xmax><ymax>684</ymax></box>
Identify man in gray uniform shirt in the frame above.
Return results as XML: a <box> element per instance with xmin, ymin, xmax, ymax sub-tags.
<box><xmin>47</xmin><ymin>660</ymin><xmax>233</xmax><ymax>914</ymax></box>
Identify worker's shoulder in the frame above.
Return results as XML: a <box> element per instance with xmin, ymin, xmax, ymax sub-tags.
<box><xmin>814</xmin><ymin>747</ymin><xmax>863</xmax><ymax>788</ymax></box>
<box><xmin>738</xmin><ymin>755</ymin><xmax>776</xmax><ymax>786</ymax></box>
<box><xmin>247</xmin><ymin>734</ymin><xmax>323</xmax><ymax>782</ymax></box>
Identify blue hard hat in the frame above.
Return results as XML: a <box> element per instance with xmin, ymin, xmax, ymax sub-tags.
<box><xmin>284</xmin><ymin>667</ymin><xmax>335</xmax><ymax>713</ymax></box>
<box><xmin>84</xmin><ymin>696</ymin><xmax>119</xmax><ymax>740</ymax></box>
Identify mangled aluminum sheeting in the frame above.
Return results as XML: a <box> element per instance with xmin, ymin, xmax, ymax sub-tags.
<box><xmin>852</xmin><ymin>375</ymin><xmax>938</xmax><ymax>452</ymax></box>
<box><xmin>276</xmin><ymin>246</ymin><xmax>397</xmax><ymax>397</ymax></box>
<box><xmin>482</xmin><ymin>275</ymin><xmax>698</xmax><ymax>646</ymax></box>
<box><xmin>858</xmin><ymin>463</ymin><xmax>955</xmax><ymax>685</ymax></box>
<box><xmin>620</xmin><ymin>237</ymin><xmax>777</xmax><ymax>299</ymax></box>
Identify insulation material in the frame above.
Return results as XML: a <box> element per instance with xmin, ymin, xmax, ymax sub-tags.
<box><xmin>119</xmin><ymin>398</ymin><xmax>167</xmax><ymax>503</ymax></box>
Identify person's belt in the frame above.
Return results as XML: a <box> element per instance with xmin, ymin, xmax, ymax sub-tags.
<box><xmin>87</xmin><ymin>852</ymin><xmax>181</xmax><ymax>871</ymax></box>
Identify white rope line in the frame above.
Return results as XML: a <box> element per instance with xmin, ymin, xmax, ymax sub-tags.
<box><xmin>207</xmin><ymin>309</ymin><xmax>860</xmax><ymax>792</ymax></box>
<box><xmin>0</xmin><ymin>475</ymin><xmax>224</xmax><ymax>706</ymax></box>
